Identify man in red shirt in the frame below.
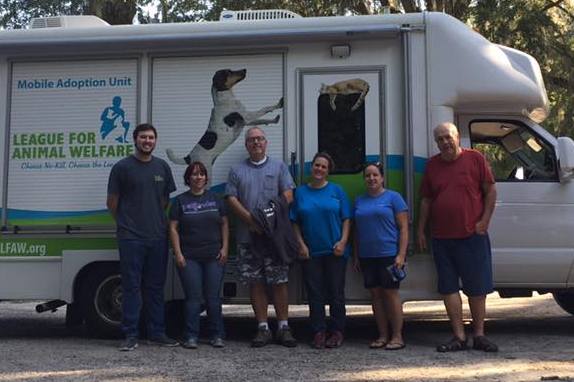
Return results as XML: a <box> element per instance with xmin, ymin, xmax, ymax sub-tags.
<box><xmin>417</xmin><ymin>122</ymin><xmax>498</xmax><ymax>353</ymax></box>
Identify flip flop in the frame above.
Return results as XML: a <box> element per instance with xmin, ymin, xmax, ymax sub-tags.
<box><xmin>385</xmin><ymin>342</ymin><xmax>406</xmax><ymax>351</ymax></box>
<box><xmin>369</xmin><ymin>338</ymin><xmax>388</xmax><ymax>349</ymax></box>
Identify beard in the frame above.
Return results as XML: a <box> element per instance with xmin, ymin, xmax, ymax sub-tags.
<box><xmin>135</xmin><ymin>143</ymin><xmax>154</xmax><ymax>155</ymax></box>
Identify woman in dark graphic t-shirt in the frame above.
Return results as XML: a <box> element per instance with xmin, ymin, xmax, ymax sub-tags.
<box><xmin>169</xmin><ymin>161</ymin><xmax>229</xmax><ymax>349</ymax></box>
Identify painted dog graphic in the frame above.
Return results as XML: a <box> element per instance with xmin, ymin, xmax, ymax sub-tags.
<box><xmin>166</xmin><ymin>69</ymin><xmax>283</xmax><ymax>181</ymax></box>
<box><xmin>319</xmin><ymin>78</ymin><xmax>369</xmax><ymax>112</ymax></box>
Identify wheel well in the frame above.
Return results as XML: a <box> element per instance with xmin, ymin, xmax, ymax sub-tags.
<box><xmin>77</xmin><ymin>261</ymin><xmax>122</xmax><ymax>338</ymax></box>
<box><xmin>553</xmin><ymin>288</ymin><xmax>574</xmax><ymax>316</ymax></box>
<box><xmin>72</xmin><ymin>261</ymin><xmax>120</xmax><ymax>305</ymax></box>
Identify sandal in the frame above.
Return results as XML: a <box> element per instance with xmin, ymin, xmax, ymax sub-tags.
<box><xmin>473</xmin><ymin>336</ymin><xmax>498</xmax><ymax>352</ymax></box>
<box><xmin>369</xmin><ymin>338</ymin><xmax>387</xmax><ymax>349</ymax></box>
<box><xmin>436</xmin><ymin>337</ymin><xmax>468</xmax><ymax>352</ymax></box>
<box><xmin>385</xmin><ymin>342</ymin><xmax>406</xmax><ymax>351</ymax></box>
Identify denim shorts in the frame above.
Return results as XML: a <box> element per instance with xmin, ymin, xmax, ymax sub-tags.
<box><xmin>359</xmin><ymin>256</ymin><xmax>400</xmax><ymax>290</ymax></box>
<box><xmin>237</xmin><ymin>243</ymin><xmax>289</xmax><ymax>285</ymax></box>
<box><xmin>432</xmin><ymin>233</ymin><xmax>494</xmax><ymax>297</ymax></box>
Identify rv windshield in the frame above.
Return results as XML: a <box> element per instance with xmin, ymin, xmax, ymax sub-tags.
<box><xmin>469</xmin><ymin>121</ymin><xmax>558</xmax><ymax>182</ymax></box>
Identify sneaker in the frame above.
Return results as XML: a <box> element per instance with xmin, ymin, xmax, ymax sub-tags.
<box><xmin>147</xmin><ymin>334</ymin><xmax>179</xmax><ymax>347</ymax></box>
<box><xmin>181</xmin><ymin>338</ymin><xmax>198</xmax><ymax>349</ymax></box>
<box><xmin>210</xmin><ymin>338</ymin><xmax>225</xmax><ymax>348</ymax></box>
<box><xmin>325</xmin><ymin>331</ymin><xmax>344</xmax><ymax>348</ymax></box>
<box><xmin>251</xmin><ymin>327</ymin><xmax>273</xmax><ymax>348</ymax></box>
<box><xmin>312</xmin><ymin>331</ymin><xmax>326</xmax><ymax>349</ymax></box>
<box><xmin>276</xmin><ymin>326</ymin><xmax>297</xmax><ymax>348</ymax></box>
<box><xmin>119</xmin><ymin>337</ymin><xmax>138</xmax><ymax>352</ymax></box>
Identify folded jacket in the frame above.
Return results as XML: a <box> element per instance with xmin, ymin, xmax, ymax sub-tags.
<box><xmin>250</xmin><ymin>195</ymin><xmax>300</xmax><ymax>265</ymax></box>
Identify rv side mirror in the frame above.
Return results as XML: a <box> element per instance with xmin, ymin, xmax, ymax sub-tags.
<box><xmin>558</xmin><ymin>137</ymin><xmax>574</xmax><ymax>181</ymax></box>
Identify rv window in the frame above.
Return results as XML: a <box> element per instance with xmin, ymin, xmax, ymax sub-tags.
<box><xmin>470</xmin><ymin>121</ymin><xmax>558</xmax><ymax>182</ymax></box>
<box><xmin>317</xmin><ymin>93</ymin><xmax>366</xmax><ymax>174</ymax></box>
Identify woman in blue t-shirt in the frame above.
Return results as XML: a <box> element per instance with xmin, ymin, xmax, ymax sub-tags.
<box><xmin>290</xmin><ymin>152</ymin><xmax>351</xmax><ymax>349</ymax></box>
<box><xmin>168</xmin><ymin>161</ymin><xmax>229</xmax><ymax>349</ymax></box>
<box><xmin>353</xmin><ymin>162</ymin><xmax>408</xmax><ymax>350</ymax></box>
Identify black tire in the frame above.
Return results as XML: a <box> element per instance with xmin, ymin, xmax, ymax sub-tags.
<box><xmin>553</xmin><ymin>290</ymin><xmax>574</xmax><ymax>315</ymax></box>
<box><xmin>65</xmin><ymin>303</ymin><xmax>83</xmax><ymax>328</ymax></box>
<box><xmin>80</xmin><ymin>264</ymin><xmax>123</xmax><ymax>338</ymax></box>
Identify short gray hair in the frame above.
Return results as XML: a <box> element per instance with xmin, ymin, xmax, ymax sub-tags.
<box><xmin>245</xmin><ymin>126</ymin><xmax>266</xmax><ymax>141</ymax></box>
<box><xmin>433</xmin><ymin>122</ymin><xmax>459</xmax><ymax>139</ymax></box>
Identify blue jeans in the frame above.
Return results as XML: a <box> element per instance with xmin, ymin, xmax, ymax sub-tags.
<box><xmin>177</xmin><ymin>258</ymin><xmax>225</xmax><ymax>340</ymax></box>
<box><xmin>118</xmin><ymin>239</ymin><xmax>168</xmax><ymax>339</ymax></box>
<box><xmin>302</xmin><ymin>256</ymin><xmax>347</xmax><ymax>334</ymax></box>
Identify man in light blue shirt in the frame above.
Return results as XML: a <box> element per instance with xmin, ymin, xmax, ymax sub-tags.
<box><xmin>226</xmin><ymin>126</ymin><xmax>297</xmax><ymax>348</ymax></box>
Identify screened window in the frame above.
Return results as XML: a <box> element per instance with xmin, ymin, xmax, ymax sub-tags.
<box><xmin>317</xmin><ymin>93</ymin><xmax>365</xmax><ymax>174</ymax></box>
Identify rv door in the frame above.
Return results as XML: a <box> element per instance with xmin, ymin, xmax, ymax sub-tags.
<box><xmin>297</xmin><ymin>67</ymin><xmax>384</xmax><ymax>301</ymax></box>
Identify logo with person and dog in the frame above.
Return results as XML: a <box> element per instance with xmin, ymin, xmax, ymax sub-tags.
<box><xmin>100</xmin><ymin>96</ymin><xmax>130</xmax><ymax>143</ymax></box>
<box><xmin>11</xmin><ymin>96</ymin><xmax>135</xmax><ymax>171</ymax></box>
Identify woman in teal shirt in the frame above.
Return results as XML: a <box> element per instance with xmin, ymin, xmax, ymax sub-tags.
<box><xmin>354</xmin><ymin>162</ymin><xmax>408</xmax><ymax>350</ymax></box>
<box><xmin>290</xmin><ymin>152</ymin><xmax>351</xmax><ymax>349</ymax></box>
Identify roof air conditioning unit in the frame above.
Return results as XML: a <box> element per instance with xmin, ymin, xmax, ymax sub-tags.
<box><xmin>220</xmin><ymin>9</ymin><xmax>302</xmax><ymax>22</ymax></box>
<box><xmin>29</xmin><ymin>16</ymin><xmax>109</xmax><ymax>29</ymax></box>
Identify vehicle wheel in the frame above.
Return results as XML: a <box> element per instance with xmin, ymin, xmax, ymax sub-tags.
<box><xmin>553</xmin><ymin>290</ymin><xmax>574</xmax><ymax>315</ymax></box>
<box><xmin>80</xmin><ymin>264</ymin><xmax>122</xmax><ymax>338</ymax></box>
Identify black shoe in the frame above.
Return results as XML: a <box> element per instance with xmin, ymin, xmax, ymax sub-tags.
<box><xmin>210</xmin><ymin>338</ymin><xmax>225</xmax><ymax>348</ymax></box>
<box><xmin>181</xmin><ymin>338</ymin><xmax>198</xmax><ymax>349</ymax></box>
<box><xmin>473</xmin><ymin>336</ymin><xmax>498</xmax><ymax>352</ymax></box>
<box><xmin>119</xmin><ymin>337</ymin><xmax>138</xmax><ymax>352</ymax></box>
<box><xmin>276</xmin><ymin>327</ymin><xmax>297</xmax><ymax>348</ymax></box>
<box><xmin>436</xmin><ymin>337</ymin><xmax>468</xmax><ymax>352</ymax></box>
<box><xmin>251</xmin><ymin>327</ymin><xmax>273</xmax><ymax>348</ymax></box>
<box><xmin>147</xmin><ymin>334</ymin><xmax>179</xmax><ymax>347</ymax></box>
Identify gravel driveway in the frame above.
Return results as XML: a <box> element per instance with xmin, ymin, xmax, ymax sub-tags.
<box><xmin>0</xmin><ymin>293</ymin><xmax>572</xmax><ymax>382</ymax></box>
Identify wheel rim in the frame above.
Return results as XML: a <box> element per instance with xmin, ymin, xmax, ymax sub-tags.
<box><xmin>94</xmin><ymin>274</ymin><xmax>122</xmax><ymax>326</ymax></box>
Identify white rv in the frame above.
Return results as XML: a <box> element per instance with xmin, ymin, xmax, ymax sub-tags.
<box><xmin>1</xmin><ymin>11</ymin><xmax>573</xmax><ymax>337</ymax></box>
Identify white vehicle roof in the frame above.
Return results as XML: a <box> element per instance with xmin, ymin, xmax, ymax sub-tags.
<box><xmin>425</xmin><ymin>13</ymin><xmax>548</xmax><ymax>122</ymax></box>
<box><xmin>0</xmin><ymin>11</ymin><xmax>548</xmax><ymax>122</ymax></box>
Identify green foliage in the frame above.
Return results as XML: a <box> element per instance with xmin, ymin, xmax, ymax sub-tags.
<box><xmin>0</xmin><ymin>0</ymin><xmax>85</xmax><ymax>29</ymax></box>
<box><xmin>137</xmin><ymin>0</ymin><xmax>210</xmax><ymax>23</ymax></box>
<box><xmin>87</xmin><ymin>0</ymin><xmax>137</xmax><ymax>25</ymax></box>
<box><xmin>0</xmin><ymin>0</ymin><xmax>138</xmax><ymax>27</ymax></box>
<box><xmin>424</xmin><ymin>0</ymin><xmax>473</xmax><ymax>19</ymax></box>
<box><xmin>471</xmin><ymin>0</ymin><xmax>574</xmax><ymax>137</ymax></box>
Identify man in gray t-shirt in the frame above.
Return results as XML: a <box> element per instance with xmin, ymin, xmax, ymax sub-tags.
<box><xmin>107</xmin><ymin>123</ymin><xmax>178</xmax><ymax>351</ymax></box>
<box><xmin>226</xmin><ymin>126</ymin><xmax>297</xmax><ymax>348</ymax></box>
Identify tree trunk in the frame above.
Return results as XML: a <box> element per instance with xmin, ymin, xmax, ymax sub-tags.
<box><xmin>401</xmin><ymin>0</ymin><xmax>419</xmax><ymax>13</ymax></box>
<box><xmin>86</xmin><ymin>0</ymin><xmax>136</xmax><ymax>25</ymax></box>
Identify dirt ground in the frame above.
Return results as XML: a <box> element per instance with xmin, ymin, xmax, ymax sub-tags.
<box><xmin>0</xmin><ymin>293</ymin><xmax>572</xmax><ymax>382</ymax></box>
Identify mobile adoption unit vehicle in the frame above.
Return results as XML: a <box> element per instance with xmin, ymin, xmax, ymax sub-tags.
<box><xmin>1</xmin><ymin>10</ymin><xmax>573</xmax><ymax>337</ymax></box>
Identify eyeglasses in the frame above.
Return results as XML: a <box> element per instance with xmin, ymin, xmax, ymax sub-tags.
<box><xmin>246</xmin><ymin>136</ymin><xmax>266</xmax><ymax>143</ymax></box>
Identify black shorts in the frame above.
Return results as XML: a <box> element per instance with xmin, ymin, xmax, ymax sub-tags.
<box><xmin>359</xmin><ymin>257</ymin><xmax>400</xmax><ymax>290</ymax></box>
